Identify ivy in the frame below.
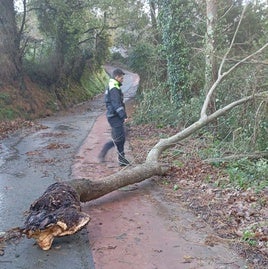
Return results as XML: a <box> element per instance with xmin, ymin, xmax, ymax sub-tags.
<box><xmin>158</xmin><ymin>0</ymin><xmax>196</xmax><ymax>105</ymax></box>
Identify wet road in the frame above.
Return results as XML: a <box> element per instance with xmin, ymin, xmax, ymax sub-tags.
<box><xmin>0</xmin><ymin>104</ymin><xmax>101</xmax><ymax>268</ymax></box>
<box><xmin>0</xmin><ymin>67</ymin><xmax>138</xmax><ymax>269</ymax></box>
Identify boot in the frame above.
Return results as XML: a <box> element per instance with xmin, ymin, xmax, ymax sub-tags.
<box><xmin>118</xmin><ymin>152</ymin><xmax>130</xmax><ymax>166</ymax></box>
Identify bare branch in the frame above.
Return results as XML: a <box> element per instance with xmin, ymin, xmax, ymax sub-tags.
<box><xmin>204</xmin><ymin>151</ymin><xmax>268</xmax><ymax>163</ymax></box>
<box><xmin>18</xmin><ymin>0</ymin><xmax>27</xmax><ymax>38</ymax></box>
<box><xmin>200</xmin><ymin>4</ymin><xmax>251</xmax><ymax>119</ymax></box>
<box><xmin>200</xmin><ymin>42</ymin><xmax>268</xmax><ymax>119</ymax></box>
<box><xmin>221</xmin><ymin>42</ymin><xmax>268</xmax><ymax>78</ymax></box>
<box><xmin>147</xmin><ymin>92</ymin><xmax>267</xmax><ymax>162</ymax></box>
<box><xmin>218</xmin><ymin>4</ymin><xmax>233</xmax><ymax>22</ymax></box>
<box><xmin>218</xmin><ymin>5</ymin><xmax>248</xmax><ymax>76</ymax></box>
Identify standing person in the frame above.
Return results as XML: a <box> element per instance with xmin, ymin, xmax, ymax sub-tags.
<box><xmin>98</xmin><ymin>68</ymin><xmax>130</xmax><ymax>166</ymax></box>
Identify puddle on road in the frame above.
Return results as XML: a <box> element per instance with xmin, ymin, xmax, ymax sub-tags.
<box><xmin>54</xmin><ymin>124</ymin><xmax>78</xmax><ymax>131</ymax></box>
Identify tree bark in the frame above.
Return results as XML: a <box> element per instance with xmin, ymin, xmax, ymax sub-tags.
<box><xmin>205</xmin><ymin>0</ymin><xmax>217</xmax><ymax>92</ymax></box>
<box><xmin>68</xmin><ymin>162</ymin><xmax>167</xmax><ymax>202</ymax></box>
<box><xmin>0</xmin><ymin>0</ymin><xmax>20</xmax><ymax>84</ymax></box>
<box><xmin>205</xmin><ymin>0</ymin><xmax>218</xmax><ymax>120</ymax></box>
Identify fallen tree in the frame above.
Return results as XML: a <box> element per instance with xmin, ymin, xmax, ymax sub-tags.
<box><xmin>2</xmin><ymin>6</ymin><xmax>268</xmax><ymax>251</ymax></box>
<box><xmin>22</xmin><ymin>163</ymin><xmax>167</xmax><ymax>250</ymax></box>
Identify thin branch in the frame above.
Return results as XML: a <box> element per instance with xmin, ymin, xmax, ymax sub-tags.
<box><xmin>18</xmin><ymin>0</ymin><xmax>27</xmax><ymax>38</ymax></box>
<box><xmin>251</xmin><ymin>100</ymin><xmax>266</xmax><ymax>146</ymax></box>
<box><xmin>218</xmin><ymin>4</ymin><xmax>248</xmax><ymax>76</ymax></box>
<box><xmin>222</xmin><ymin>42</ymin><xmax>268</xmax><ymax>77</ymax></box>
<box><xmin>218</xmin><ymin>4</ymin><xmax>233</xmax><ymax>22</ymax></box>
<box><xmin>200</xmin><ymin>41</ymin><xmax>268</xmax><ymax>119</ymax></box>
<box><xmin>204</xmin><ymin>151</ymin><xmax>268</xmax><ymax>163</ymax></box>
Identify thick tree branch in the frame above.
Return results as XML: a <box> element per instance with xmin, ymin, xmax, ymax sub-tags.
<box><xmin>68</xmin><ymin>162</ymin><xmax>167</xmax><ymax>202</ymax></box>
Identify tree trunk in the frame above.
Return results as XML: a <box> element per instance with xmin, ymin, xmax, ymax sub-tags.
<box><xmin>205</xmin><ymin>0</ymin><xmax>217</xmax><ymax>92</ymax></box>
<box><xmin>68</xmin><ymin>162</ymin><xmax>167</xmax><ymax>202</ymax></box>
<box><xmin>149</xmin><ymin>0</ymin><xmax>160</xmax><ymax>44</ymax></box>
<box><xmin>0</xmin><ymin>0</ymin><xmax>20</xmax><ymax>84</ymax></box>
<box><xmin>205</xmin><ymin>0</ymin><xmax>218</xmax><ymax>125</ymax></box>
<box><xmin>20</xmin><ymin>90</ymin><xmax>267</xmax><ymax>250</ymax></box>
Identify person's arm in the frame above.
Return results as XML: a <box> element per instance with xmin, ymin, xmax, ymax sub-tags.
<box><xmin>109</xmin><ymin>88</ymin><xmax>127</xmax><ymax>119</ymax></box>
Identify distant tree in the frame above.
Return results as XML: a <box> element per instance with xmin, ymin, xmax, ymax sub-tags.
<box><xmin>29</xmin><ymin>0</ymin><xmax>90</xmax><ymax>84</ymax></box>
<box><xmin>27</xmin><ymin>0</ymin><xmax>148</xmax><ymax>84</ymax></box>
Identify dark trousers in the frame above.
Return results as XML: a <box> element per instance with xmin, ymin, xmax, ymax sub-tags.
<box><xmin>99</xmin><ymin>117</ymin><xmax>126</xmax><ymax>159</ymax></box>
<box><xmin>111</xmin><ymin>125</ymin><xmax>125</xmax><ymax>154</ymax></box>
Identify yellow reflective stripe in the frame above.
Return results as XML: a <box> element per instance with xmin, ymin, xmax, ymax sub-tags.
<box><xmin>109</xmin><ymin>79</ymin><xmax>120</xmax><ymax>90</ymax></box>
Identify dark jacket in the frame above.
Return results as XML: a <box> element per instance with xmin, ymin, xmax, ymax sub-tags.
<box><xmin>105</xmin><ymin>78</ymin><xmax>127</xmax><ymax>122</ymax></box>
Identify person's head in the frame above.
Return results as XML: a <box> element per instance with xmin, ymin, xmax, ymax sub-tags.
<box><xmin>112</xmin><ymin>68</ymin><xmax>125</xmax><ymax>84</ymax></box>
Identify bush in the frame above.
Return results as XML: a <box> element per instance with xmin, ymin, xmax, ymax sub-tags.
<box><xmin>0</xmin><ymin>108</ymin><xmax>16</xmax><ymax>120</ymax></box>
<box><xmin>128</xmin><ymin>42</ymin><xmax>160</xmax><ymax>86</ymax></box>
<box><xmin>111</xmin><ymin>52</ymin><xmax>126</xmax><ymax>63</ymax></box>
<box><xmin>0</xmin><ymin>93</ymin><xmax>12</xmax><ymax>105</ymax></box>
<box><xmin>225</xmin><ymin>158</ymin><xmax>268</xmax><ymax>191</ymax></box>
<box><xmin>133</xmin><ymin>84</ymin><xmax>182</xmax><ymax>127</ymax></box>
